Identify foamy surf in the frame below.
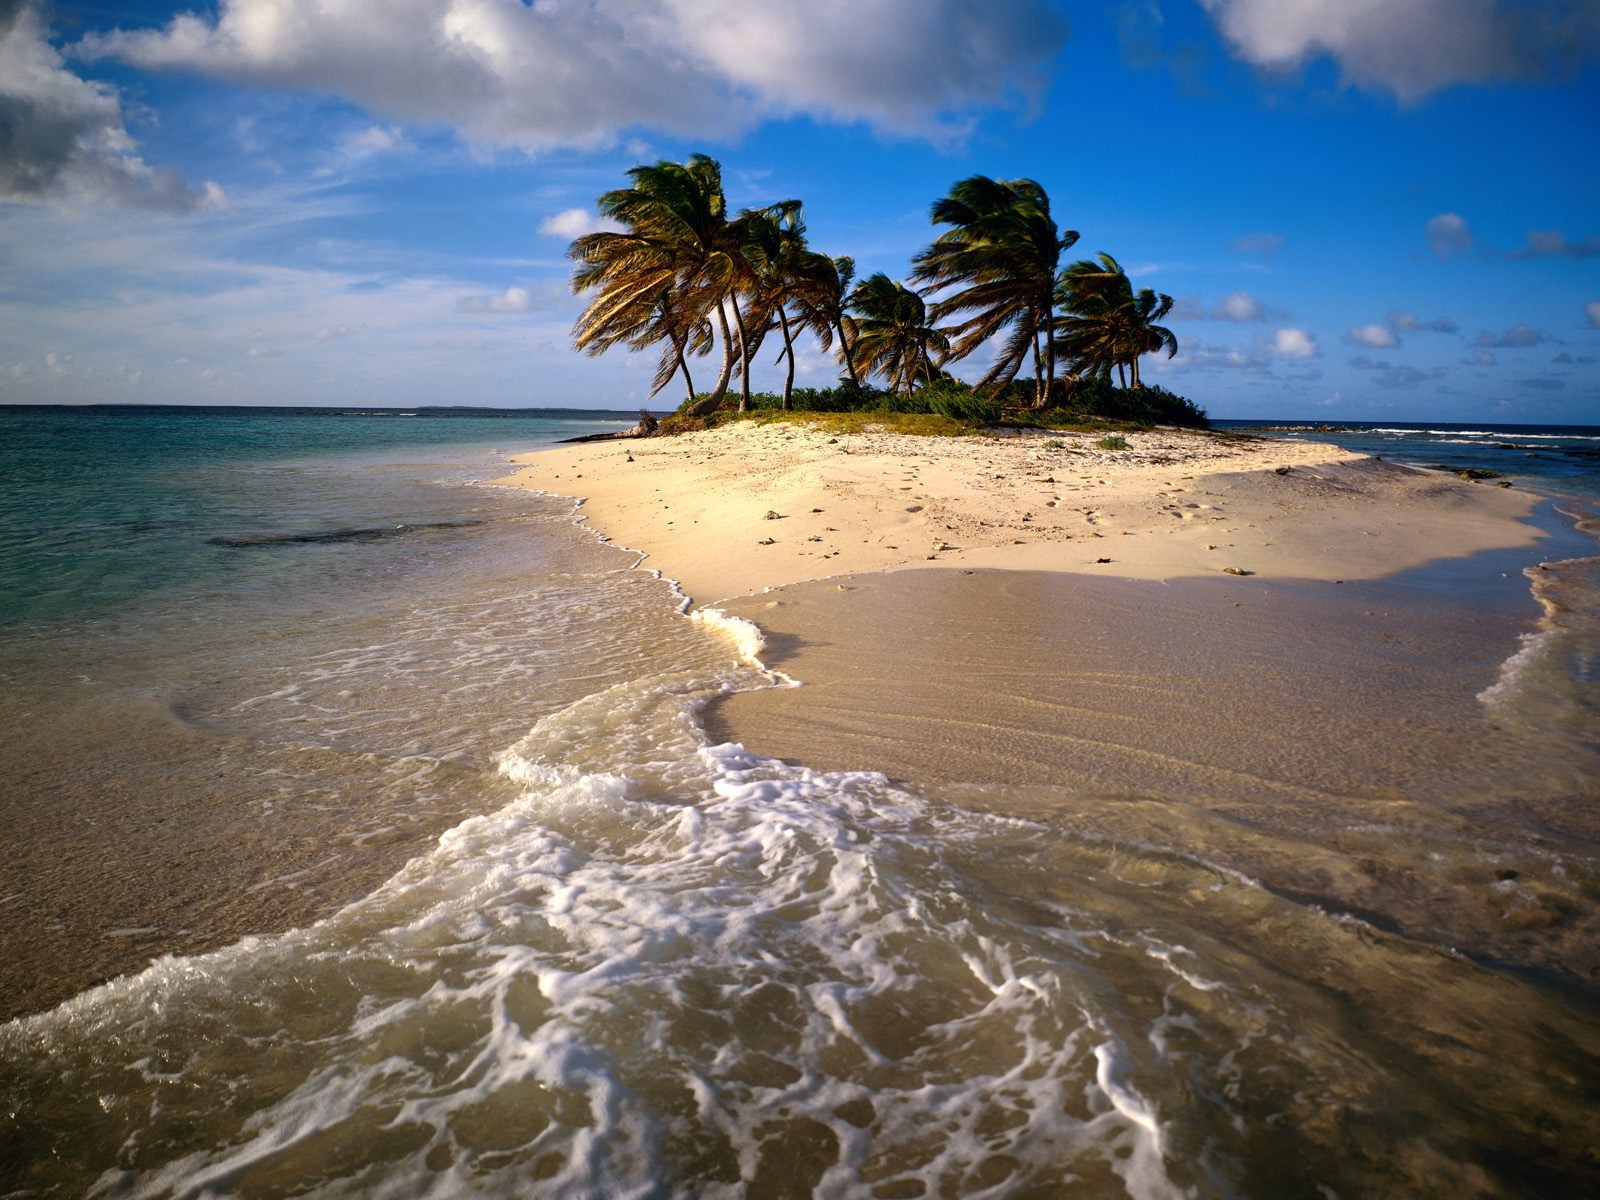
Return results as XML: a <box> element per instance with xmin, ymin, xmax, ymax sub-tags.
<box><xmin>1</xmin><ymin>633</ymin><xmax>1205</xmax><ymax>1199</ymax></box>
<box><xmin>1479</xmin><ymin>557</ymin><xmax>1600</xmax><ymax>751</ymax></box>
<box><xmin>9</xmin><ymin>583</ymin><xmax>1598</xmax><ymax>1198</ymax></box>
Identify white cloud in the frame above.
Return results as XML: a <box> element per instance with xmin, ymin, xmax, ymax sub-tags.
<box><xmin>538</xmin><ymin>207</ymin><xmax>624</xmax><ymax>240</ymax></box>
<box><xmin>0</xmin><ymin>1</ymin><xmax>221</xmax><ymax>211</ymax></box>
<box><xmin>1198</xmin><ymin>0</ymin><xmax>1600</xmax><ymax>101</ymax></box>
<box><xmin>1426</xmin><ymin>212</ymin><xmax>1474</xmax><ymax>260</ymax></box>
<box><xmin>1587</xmin><ymin>300</ymin><xmax>1600</xmax><ymax>329</ymax></box>
<box><xmin>83</xmin><ymin>0</ymin><xmax>1070</xmax><ymax>150</ymax></box>
<box><xmin>347</xmin><ymin>125</ymin><xmax>410</xmax><ymax>155</ymax></box>
<box><xmin>1346</xmin><ymin>322</ymin><xmax>1399</xmax><ymax>348</ymax></box>
<box><xmin>1213</xmin><ymin>290</ymin><xmax>1269</xmax><ymax>321</ymax></box>
<box><xmin>1233</xmin><ymin>230</ymin><xmax>1284</xmax><ymax>258</ymax></box>
<box><xmin>456</xmin><ymin>285</ymin><xmax>534</xmax><ymax>313</ymax></box>
<box><xmin>1169</xmin><ymin>290</ymin><xmax>1275</xmax><ymax>322</ymax></box>
<box><xmin>1270</xmin><ymin>327</ymin><xmax>1318</xmax><ymax>359</ymax></box>
<box><xmin>1468</xmin><ymin>350</ymin><xmax>1497</xmax><ymax>366</ymax></box>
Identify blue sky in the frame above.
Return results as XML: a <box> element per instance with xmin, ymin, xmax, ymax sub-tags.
<box><xmin>2</xmin><ymin>0</ymin><xmax>1597</xmax><ymax>421</ymax></box>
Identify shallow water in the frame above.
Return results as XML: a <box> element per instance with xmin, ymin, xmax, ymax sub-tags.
<box><xmin>2</xmin><ymin>411</ymin><xmax>1599</xmax><ymax>1197</ymax></box>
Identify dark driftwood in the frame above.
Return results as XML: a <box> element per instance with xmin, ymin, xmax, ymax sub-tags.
<box><xmin>559</xmin><ymin>410</ymin><xmax>659</xmax><ymax>444</ymax></box>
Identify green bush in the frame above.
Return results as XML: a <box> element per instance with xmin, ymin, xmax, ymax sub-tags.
<box><xmin>1097</xmin><ymin>434</ymin><xmax>1128</xmax><ymax>451</ymax></box>
<box><xmin>926</xmin><ymin>388</ymin><xmax>1000</xmax><ymax>423</ymax></box>
<box><xmin>1051</xmin><ymin>379</ymin><xmax>1208</xmax><ymax>428</ymax></box>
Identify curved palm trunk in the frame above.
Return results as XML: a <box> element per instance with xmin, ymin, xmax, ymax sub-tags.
<box><xmin>1042</xmin><ymin>288</ymin><xmax>1057</xmax><ymax>406</ymax></box>
<box><xmin>1030</xmin><ymin>332</ymin><xmax>1043</xmax><ymax>408</ymax></box>
<box><xmin>685</xmin><ymin>303</ymin><xmax>736</xmax><ymax>418</ymax></box>
<box><xmin>675</xmin><ymin>336</ymin><xmax>696</xmax><ymax>404</ymax></box>
<box><xmin>776</xmin><ymin>306</ymin><xmax>797</xmax><ymax>411</ymax></box>
<box><xmin>730</xmin><ymin>294</ymin><xmax>752</xmax><ymax>413</ymax></box>
<box><xmin>836</xmin><ymin>319</ymin><xmax>860</xmax><ymax>385</ymax></box>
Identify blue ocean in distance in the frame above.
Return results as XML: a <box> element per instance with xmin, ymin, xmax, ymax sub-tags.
<box><xmin>0</xmin><ymin>404</ymin><xmax>637</xmax><ymax>629</ymax></box>
<box><xmin>1220</xmin><ymin>418</ymin><xmax>1600</xmax><ymax>500</ymax></box>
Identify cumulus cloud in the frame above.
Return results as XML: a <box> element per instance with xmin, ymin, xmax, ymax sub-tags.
<box><xmin>1468</xmin><ymin>350</ymin><xmax>1497</xmax><ymax>367</ymax></box>
<box><xmin>1475</xmin><ymin>323</ymin><xmax>1547</xmax><ymax>348</ymax></box>
<box><xmin>1233</xmin><ymin>230</ymin><xmax>1284</xmax><ymax>258</ymax></box>
<box><xmin>456</xmin><ymin>285</ymin><xmax>535</xmax><ymax>314</ymax></box>
<box><xmin>1345</xmin><ymin>322</ymin><xmax>1399</xmax><ymax>349</ymax></box>
<box><xmin>1169</xmin><ymin>290</ymin><xmax>1275</xmax><ymax>321</ymax></box>
<box><xmin>83</xmin><ymin>0</ymin><xmax>1071</xmax><ymax>149</ymax></box>
<box><xmin>1505</xmin><ymin>229</ymin><xmax>1600</xmax><ymax>260</ymax></box>
<box><xmin>1426</xmin><ymin>213</ymin><xmax>1474</xmax><ymax>260</ymax></box>
<box><xmin>0</xmin><ymin>1</ymin><xmax>222</xmax><ymax>211</ymax></box>
<box><xmin>1211</xmin><ymin>290</ymin><xmax>1270</xmax><ymax>321</ymax></box>
<box><xmin>1387</xmin><ymin>310</ymin><xmax>1457</xmax><ymax>334</ymax></box>
<box><xmin>1198</xmin><ymin>0</ymin><xmax>1600</xmax><ymax>101</ymax></box>
<box><xmin>539</xmin><ymin>208</ymin><xmax>624</xmax><ymax>240</ymax></box>
<box><xmin>1587</xmin><ymin>300</ymin><xmax>1600</xmax><ymax>329</ymax></box>
<box><xmin>1270</xmin><ymin>327</ymin><xmax>1318</xmax><ymax>359</ymax></box>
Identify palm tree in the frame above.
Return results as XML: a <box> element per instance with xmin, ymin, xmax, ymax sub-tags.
<box><xmin>569</xmin><ymin>154</ymin><xmax>740</xmax><ymax>416</ymax></box>
<box><xmin>570</xmin><ymin>279</ymin><xmax>709</xmax><ymax>404</ymax></box>
<box><xmin>1056</xmin><ymin>253</ymin><xmax>1178</xmax><ymax>388</ymax></box>
<box><xmin>741</xmin><ymin>202</ymin><xmax>813</xmax><ymax>411</ymax></box>
<box><xmin>911</xmin><ymin>176</ymin><xmax>1078</xmax><ymax>407</ymax></box>
<box><xmin>847</xmin><ymin>273</ymin><xmax>948</xmax><ymax>396</ymax></box>
<box><xmin>794</xmin><ymin>253</ymin><xmax>860</xmax><ymax>385</ymax></box>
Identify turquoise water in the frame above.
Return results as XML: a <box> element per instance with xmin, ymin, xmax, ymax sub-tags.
<box><xmin>0</xmin><ymin>405</ymin><xmax>636</xmax><ymax>628</ymax></box>
<box><xmin>1218</xmin><ymin>419</ymin><xmax>1600</xmax><ymax>500</ymax></box>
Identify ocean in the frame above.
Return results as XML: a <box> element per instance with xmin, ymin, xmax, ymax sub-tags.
<box><xmin>1</xmin><ymin>407</ymin><xmax>1596</xmax><ymax>1198</ymax></box>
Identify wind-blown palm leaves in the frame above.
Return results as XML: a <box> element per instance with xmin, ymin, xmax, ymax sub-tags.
<box><xmin>569</xmin><ymin>154</ymin><xmax>740</xmax><ymax>416</ymax></box>
<box><xmin>1055</xmin><ymin>253</ymin><xmax>1178</xmax><ymax>389</ymax></box>
<box><xmin>847</xmin><ymin>273</ymin><xmax>949</xmax><ymax>396</ymax></box>
<box><xmin>740</xmin><ymin>202</ymin><xmax>810</xmax><ymax>411</ymax></box>
<box><xmin>569</xmin><ymin>155</ymin><xmax>1183</xmax><ymax>414</ymax></box>
<box><xmin>911</xmin><ymin>176</ymin><xmax>1079</xmax><ymax>407</ymax></box>
<box><xmin>793</xmin><ymin>253</ymin><xmax>860</xmax><ymax>385</ymax></box>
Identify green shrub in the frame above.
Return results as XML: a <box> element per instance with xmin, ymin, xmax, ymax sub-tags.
<box><xmin>1097</xmin><ymin>434</ymin><xmax>1128</xmax><ymax>451</ymax></box>
<box><xmin>927</xmin><ymin>389</ymin><xmax>1000</xmax><ymax>423</ymax></box>
<box><xmin>1050</xmin><ymin>379</ymin><xmax>1208</xmax><ymax>428</ymax></box>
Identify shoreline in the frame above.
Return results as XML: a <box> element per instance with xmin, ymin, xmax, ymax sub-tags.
<box><xmin>498</xmin><ymin>420</ymin><xmax>1600</xmax><ymax>983</ymax></box>
<box><xmin>493</xmin><ymin>421</ymin><xmax>1544</xmax><ymax>608</ymax></box>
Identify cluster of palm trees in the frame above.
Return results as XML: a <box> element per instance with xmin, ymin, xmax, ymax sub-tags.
<box><xmin>569</xmin><ymin>155</ymin><xmax>1177</xmax><ymax>414</ymax></box>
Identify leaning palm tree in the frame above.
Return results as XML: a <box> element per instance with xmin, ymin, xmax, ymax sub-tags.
<box><xmin>1056</xmin><ymin>253</ymin><xmax>1178</xmax><ymax>387</ymax></box>
<box><xmin>570</xmin><ymin>277</ymin><xmax>709</xmax><ymax>404</ymax></box>
<box><xmin>911</xmin><ymin>176</ymin><xmax>1078</xmax><ymax>406</ymax></box>
<box><xmin>1123</xmin><ymin>288</ymin><xmax>1178</xmax><ymax>387</ymax></box>
<box><xmin>793</xmin><ymin>253</ymin><xmax>860</xmax><ymax>385</ymax></box>
<box><xmin>741</xmin><ymin>202</ymin><xmax>812</xmax><ymax>410</ymax></box>
<box><xmin>569</xmin><ymin>154</ymin><xmax>740</xmax><ymax>416</ymax></box>
<box><xmin>847</xmin><ymin>274</ymin><xmax>949</xmax><ymax>396</ymax></box>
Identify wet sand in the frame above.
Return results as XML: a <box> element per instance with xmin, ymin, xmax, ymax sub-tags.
<box><xmin>501</xmin><ymin>421</ymin><xmax>1598</xmax><ymax>985</ymax></box>
<box><xmin>708</xmin><ymin>564</ymin><xmax>1600</xmax><ymax>985</ymax></box>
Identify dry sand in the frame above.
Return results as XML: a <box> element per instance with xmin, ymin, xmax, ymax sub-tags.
<box><xmin>495</xmin><ymin>420</ymin><xmax>1541</xmax><ymax>606</ymax></box>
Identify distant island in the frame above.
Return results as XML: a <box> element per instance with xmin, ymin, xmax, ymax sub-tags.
<box><xmin>564</xmin><ymin>155</ymin><xmax>1205</xmax><ymax>433</ymax></box>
